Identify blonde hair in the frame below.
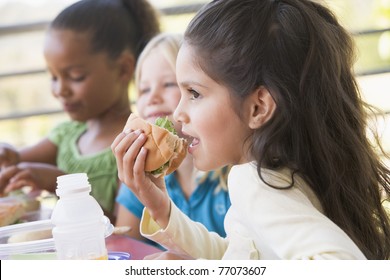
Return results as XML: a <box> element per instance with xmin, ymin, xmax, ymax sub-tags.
<box><xmin>197</xmin><ymin>165</ymin><xmax>231</xmax><ymax>192</ymax></box>
<box><xmin>136</xmin><ymin>32</ymin><xmax>230</xmax><ymax>192</ymax></box>
<box><xmin>135</xmin><ymin>32</ymin><xmax>183</xmax><ymax>94</ymax></box>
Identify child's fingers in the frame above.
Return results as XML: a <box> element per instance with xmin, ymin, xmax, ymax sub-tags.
<box><xmin>112</xmin><ymin>130</ymin><xmax>142</xmax><ymax>180</ymax></box>
<box><xmin>0</xmin><ymin>165</ymin><xmax>19</xmax><ymax>189</ymax></box>
<box><xmin>111</xmin><ymin>130</ymin><xmax>130</xmax><ymax>151</ymax></box>
<box><xmin>112</xmin><ymin>130</ymin><xmax>142</xmax><ymax>156</ymax></box>
<box><xmin>131</xmin><ymin>147</ymin><xmax>168</xmax><ymax>217</ymax></box>
<box><xmin>121</xmin><ymin>133</ymin><xmax>147</xmax><ymax>183</ymax></box>
<box><xmin>134</xmin><ymin>147</ymin><xmax>148</xmax><ymax>173</ymax></box>
<box><xmin>112</xmin><ymin>134</ymin><xmax>128</xmax><ymax>180</ymax></box>
<box><xmin>4</xmin><ymin>179</ymin><xmax>29</xmax><ymax>193</ymax></box>
<box><xmin>131</xmin><ymin>147</ymin><xmax>148</xmax><ymax>188</ymax></box>
<box><xmin>4</xmin><ymin>169</ymin><xmax>37</xmax><ymax>193</ymax></box>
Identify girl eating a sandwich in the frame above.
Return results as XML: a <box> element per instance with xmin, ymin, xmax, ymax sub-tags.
<box><xmin>111</xmin><ymin>0</ymin><xmax>390</xmax><ymax>259</ymax></box>
<box><xmin>115</xmin><ymin>33</ymin><xmax>231</xmax><ymax>244</ymax></box>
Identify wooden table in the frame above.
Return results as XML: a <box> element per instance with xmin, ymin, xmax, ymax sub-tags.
<box><xmin>105</xmin><ymin>235</ymin><xmax>163</xmax><ymax>260</ymax></box>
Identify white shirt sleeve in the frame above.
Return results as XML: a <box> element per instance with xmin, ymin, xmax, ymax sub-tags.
<box><xmin>140</xmin><ymin>202</ymin><xmax>228</xmax><ymax>259</ymax></box>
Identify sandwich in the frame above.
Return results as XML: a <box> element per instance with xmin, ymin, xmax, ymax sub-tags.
<box><xmin>0</xmin><ymin>200</ymin><xmax>25</xmax><ymax>227</ymax></box>
<box><xmin>124</xmin><ymin>113</ymin><xmax>187</xmax><ymax>177</ymax></box>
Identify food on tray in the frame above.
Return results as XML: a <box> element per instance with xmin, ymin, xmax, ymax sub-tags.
<box><xmin>21</xmin><ymin>198</ymin><xmax>40</xmax><ymax>212</ymax></box>
<box><xmin>0</xmin><ymin>201</ymin><xmax>25</xmax><ymax>227</ymax></box>
<box><xmin>7</xmin><ymin>229</ymin><xmax>52</xmax><ymax>243</ymax></box>
<box><xmin>124</xmin><ymin>114</ymin><xmax>187</xmax><ymax>177</ymax></box>
<box><xmin>113</xmin><ymin>226</ymin><xmax>132</xmax><ymax>235</ymax></box>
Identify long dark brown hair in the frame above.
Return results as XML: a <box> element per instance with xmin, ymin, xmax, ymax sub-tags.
<box><xmin>184</xmin><ymin>0</ymin><xmax>390</xmax><ymax>259</ymax></box>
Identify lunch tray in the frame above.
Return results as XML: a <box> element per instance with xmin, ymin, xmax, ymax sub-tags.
<box><xmin>0</xmin><ymin>217</ymin><xmax>114</xmax><ymax>259</ymax></box>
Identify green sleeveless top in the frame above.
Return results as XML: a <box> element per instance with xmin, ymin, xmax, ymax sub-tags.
<box><xmin>48</xmin><ymin>121</ymin><xmax>118</xmax><ymax>215</ymax></box>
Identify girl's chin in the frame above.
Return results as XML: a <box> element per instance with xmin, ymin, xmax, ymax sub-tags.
<box><xmin>68</xmin><ymin>115</ymin><xmax>85</xmax><ymax>122</ymax></box>
<box><xmin>193</xmin><ymin>161</ymin><xmax>218</xmax><ymax>172</ymax></box>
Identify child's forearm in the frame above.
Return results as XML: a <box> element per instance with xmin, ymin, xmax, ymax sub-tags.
<box><xmin>19</xmin><ymin>138</ymin><xmax>57</xmax><ymax>165</ymax></box>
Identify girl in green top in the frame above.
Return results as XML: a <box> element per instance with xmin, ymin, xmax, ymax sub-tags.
<box><xmin>0</xmin><ymin>0</ymin><xmax>160</xmax><ymax>221</ymax></box>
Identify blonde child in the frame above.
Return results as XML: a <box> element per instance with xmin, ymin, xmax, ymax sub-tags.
<box><xmin>0</xmin><ymin>0</ymin><xmax>160</xmax><ymax>221</ymax></box>
<box><xmin>115</xmin><ymin>33</ymin><xmax>230</xmax><ymax>243</ymax></box>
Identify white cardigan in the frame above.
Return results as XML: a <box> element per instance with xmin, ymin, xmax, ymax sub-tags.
<box><xmin>140</xmin><ymin>162</ymin><xmax>366</xmax><ymax>259</ymax></box>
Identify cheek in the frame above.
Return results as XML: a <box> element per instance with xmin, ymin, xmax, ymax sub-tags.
<box><xmin>136</xmin><ymin>98</ymin><xmax>148</xmax><ymax>117</ymax></box>
<box><xmin>75</xmin><ymin>78</ymin><xmax>95</xmax><ymax>95</ymax></box>
<box><xmin>199</xmin><ymin>112</ymin><xmax>242</xmax><ymax>155</ymax></box>
<box><xmin>165</xmin><ymin>90</ymin><xmax>181</xmax><ymax>109</ymax></box>
<box><xmin>197</xmin><ymin>118</ymin><xmax>223</xmax><ymax>146</ymax></box>
<box><xmin>195</xmin><ymin>121</ymin><xmax>232</xmax><ymax>170</ymax></box>
<box><xmin>88</xmin><ymin>71</ymin><xmax>118</xmax><ymax>94</ymax></box>
<box><xmin>167</xmin><ymin>98</ymin><xmax>180</xmax><ymax>112</ymax></box>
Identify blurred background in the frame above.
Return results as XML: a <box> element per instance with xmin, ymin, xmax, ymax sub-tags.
<box><xmin>0</xmin><ymin>0</ymin><xmax>389</xmax><ymax>164</ymax></box>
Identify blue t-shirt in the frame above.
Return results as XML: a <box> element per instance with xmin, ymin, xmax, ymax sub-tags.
<box><xmin>116</xmin><ymin>172</ymin><xmax>231</xmax><ymax>238</ymax></box>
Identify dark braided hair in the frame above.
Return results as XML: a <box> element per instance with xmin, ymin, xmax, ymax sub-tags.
<box><xmin>49</xmin><ymin>0</ymin><xmax>160</xmax><ymax>60</ymax></box>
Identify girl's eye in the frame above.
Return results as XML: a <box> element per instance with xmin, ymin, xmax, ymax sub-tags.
<box><xmin>139</xmin><ymin>87</ymin><xmax>150</xmax><ymax>95</ymax></box>
<box><xmin>188</xmin><ymin>88</ymin><xmax>200</xmax><ymax>100</ymax></box>
<box><xmin>164</xmin><ymin>82</ymin><xmax>178</xmax><ymax>88</ymax></box>
<box><xmin>70</xmin><ymin>75</ymin><xmax>86</xmax><ymax>82</ymax></box>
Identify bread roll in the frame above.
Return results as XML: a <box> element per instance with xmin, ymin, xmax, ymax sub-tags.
<box><xmin>124</xmin><ymin>113</ymin><xmax>187</xmax><ymax>176</ymax></box>
<box><xmin>7</xmin><ymin>229</ymin><xmax>52</xmax><ymax>243</ymax></box>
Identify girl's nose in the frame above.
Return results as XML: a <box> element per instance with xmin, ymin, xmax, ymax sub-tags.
<box><xmin>146</xmin><ymin>86</ymin><xmax>163</xmax><ymax>105</ymax></box>
<box><xmin>52</xmin><ymin>80</ymin><xmax>70</xmax><ymax>98</ymax></box>
<box><xmin>173</xmin><ymin>98</ymin><xmax>187</xmax><ymax>124</ymax></box>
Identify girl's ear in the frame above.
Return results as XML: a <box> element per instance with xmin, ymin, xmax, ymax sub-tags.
<box><xmin>247</xmin><ymin>86</ymin><xmax>276</xmax><ymax>129</ymax></box>
<box><xmin>117</xmin><ymin>51</ymin><xmax>135</xmax><ymax>82</ymax></box>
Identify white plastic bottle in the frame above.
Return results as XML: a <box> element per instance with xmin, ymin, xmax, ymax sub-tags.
<box><xmin>51</xmin><ymin>173</ymin><xmax>108</xmax><ymax>260</ymax></box>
